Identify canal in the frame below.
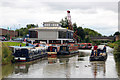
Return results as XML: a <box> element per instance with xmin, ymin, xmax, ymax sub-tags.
<box><xmin>1</xmin><ymin>46</ymin><xmax>120</xmax><ymax>79</ymax></box>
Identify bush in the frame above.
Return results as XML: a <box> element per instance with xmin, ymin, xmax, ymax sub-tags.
<box><xmin>2</xmin><ymin>42</ymin><xmax>13</xmax><ymax>64</ymax></box>
<box><xmin>1</xmin><ymin>42</ymin><xmax>26</xmax><ymax>65</ymax></box>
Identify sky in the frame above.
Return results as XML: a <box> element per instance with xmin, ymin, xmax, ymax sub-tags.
<box><xmin>0</xmin><ymin>0</ymin><xmax>119</xmax><ymax>36</ymax></box>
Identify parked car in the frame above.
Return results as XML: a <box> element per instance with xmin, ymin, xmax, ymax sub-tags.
<box><xmin>24</xmin><ymin>38</ymin><xmax>31</xmax><ymax>43</ymax></box>
<box><xmin>0</xmin><ymin>36</ymin><xmax>7</xmax><ymax>41</ymax></box>
<box><xmin>13</xmin><ymin>38</ymin><xmax>24</xmax><ymax>41</ymax></box>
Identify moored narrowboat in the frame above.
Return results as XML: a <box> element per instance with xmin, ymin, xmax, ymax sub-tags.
<box><xmin>78</xmin><ymin>43</ymin><xmax>92</xmax><ymax>49</ymax></box>
<box><xmin>11</xmin><ymin>46</ymin><xmax>47</xmax><ymax>62</ymax></box>
<box><xmin>58</xmin><ymin>44</ymin><xmax>79</xmax><ymax>55</ymax></box>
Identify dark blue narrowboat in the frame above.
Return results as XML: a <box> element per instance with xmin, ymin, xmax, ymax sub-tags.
<box><xmin>11</xmin><ymin>46</ymin><xmax>48</xmax><ymax>62</ymax></box>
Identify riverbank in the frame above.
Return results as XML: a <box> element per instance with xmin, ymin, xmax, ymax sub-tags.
<box><xmin>108</xmin><ymin>40</ymin><xmax>120</xmax><ymax>61</ymax></box>
<box><xmin>0</xmin><ymin>42</ymin><xmax>2</xmax><ymax>80</ymax></box>
<box><xmin>107</xmin><ymin>40</ymin><xmax>120</xmax><ymax>48</ymax></box>
<box><xmin>1</xmin><ymin>42</ymin><xmax>25</xmax><ymax>65</ymax></box>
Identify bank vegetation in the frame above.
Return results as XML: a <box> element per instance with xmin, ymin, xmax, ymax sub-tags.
<box><xmin>1</xmin><ymin>42</ymin><xmax>25</xmax><ymax>65</ymax></box>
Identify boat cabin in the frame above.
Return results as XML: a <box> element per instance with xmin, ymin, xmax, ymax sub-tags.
<box><xmin>11</xmin><ymin>46</ymin><xmax>47</xmax><ymax>62</ymax></box>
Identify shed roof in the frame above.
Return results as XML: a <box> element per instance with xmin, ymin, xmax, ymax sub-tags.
<box><xmin>29</xmin><ymin>27</ymin><xmax>73</xmax><ymax>32</ymax></box>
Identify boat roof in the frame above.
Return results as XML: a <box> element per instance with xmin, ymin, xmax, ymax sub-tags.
<box><xmin>9</xmin><ymin>46</ymin><xmax>34</xmax><ymax>49</ymax></box>
<box><xmin>35</xmin><ymin>46</ymin><xmax>47</xmax><ymax>49</ymax></box>
<box><xmin>10</xmin><ymin>46</ymin><xmax>47</xmax><ymax>50</ymax></box>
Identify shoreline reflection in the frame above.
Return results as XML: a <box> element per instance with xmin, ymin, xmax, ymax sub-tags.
<box><xmin>90</xmin><ymin>61</ymin><xmax>106</xmax><ymax>78</ymax></box>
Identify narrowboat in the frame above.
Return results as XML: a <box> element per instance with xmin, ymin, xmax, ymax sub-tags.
<box><xmin>47</xmin><ymin>46</ymin><xmax>60</xmax><ymax>56</ymax></box>
<box><xmin>90</xmin><ymin>49</ymin><xmax>107</xmax><ymax>61</ymax></box>
<box><xmin>78</xmin><ymin>43</ymin><xmax>92</xmax><ymax>49</ymax></box>
<box><xmin>58</xmin><ymin>44</ymin><xmax>79</xmax><ymax>55</ymax></box>
<box><xmin>11</xmin><ymin>46</ymin><xmax>48</xmax><ymax>62</ymax></box>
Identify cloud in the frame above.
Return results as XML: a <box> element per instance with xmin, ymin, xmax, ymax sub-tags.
<box><xmin>44</xmin><ymin>2</ymin><xmax>118</xmax><ymax>13</ymax></box>
<box><xmin>0</xmin><ymin>0</ymin><xmax>118</xmax><ymax>36</ymax></box>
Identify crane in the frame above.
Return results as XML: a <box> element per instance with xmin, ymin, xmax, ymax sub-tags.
<box><xmin>67</xmin><ymin>10</ymin><xmax>80</xmax><ymax>42</ymax></box>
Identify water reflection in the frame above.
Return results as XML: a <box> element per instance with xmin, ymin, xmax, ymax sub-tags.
<box><xmin>77</xmin><ymin>52</ymin><xmax>86</xmax><ymax>61</ymax></box>
<box><xmin>116</xmin><ymin>61</ymin><xmax>120</xmax><ymax>79</ymax></box>
<box><xmin>1</xmin><ymin>48</ymin><xmax>119</xmax><ymax>78</ymax></box>
<box><xmin>78</xmin><ymin>57</ymin><xmax>84</xmax><ymax>61</ymax></box>
<box><xmin>44</xmin><ymin>56</ymin><xmax>72</xmax><ymax>78</ymax></box>
<box><xmin>78</xmin><ymin>52</ymin><xmax>86</xmax><ymax>57</ymax></box>
<box><xmin>48</xmin><ymin>55</ymin><xmax>57</xmax><ymax>64</ymax></box>
<box><xmin>90</xmin><ymin>61</ymin><xmax>106</xmax><ymax>78</ymax></box>
<box><xmin>14</xmin><ymin>64</ymin><xmax>30</xmax><ymax>74</ymax></box>
<box><xmin>2</xmin><ymin>64</ymin><xmax>14</xmax><ymax>78</ymax></box>
<box><xmin>59</xmin><ymin>58</ymin><xmax>69</xmax><ymax>64</ymax></box>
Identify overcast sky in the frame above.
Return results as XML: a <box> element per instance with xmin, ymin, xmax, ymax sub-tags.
<box><xmin>0</xmin><ymin>0</ymin><xmax>119</xmax><ymax>36</ymax></box>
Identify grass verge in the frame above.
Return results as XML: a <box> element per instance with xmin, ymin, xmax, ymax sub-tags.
<box><xmin>1</xmin><ymin>42</ymin><xmax>25</xmax><ymax>65</ymax></box>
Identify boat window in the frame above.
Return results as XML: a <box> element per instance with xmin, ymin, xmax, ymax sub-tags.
<box><xmin>60</xmin><ymin>46</ymin><xmax>69</xmax><ymax>51</ymax></box>
<box><xmin>48</xmin><ymin>47</ymin><xmax>57</xmax><ymax>52</ymax></box>
<box><xmin>81</xmin><ymin>44</ymin><xmax>85</xmax><ymax>46</ymax></box>
<box><xmin>15</xmin><ymin>50</ymin><xmax>21</xmax><ymax>54</ymax></box>
<box><xmin>74</xmin><ymin>44</ymin><xmax>78</xmax><ymax>46</ymax></box>
<box><xmin>13</xmin><ymin>49</ymin><xmax>28</xmax><ymax>57</ymax></box>
<box><xmin>34</xmin><ymin>50</ymin><xmax>38</xmax><ymax>54</ymax></box>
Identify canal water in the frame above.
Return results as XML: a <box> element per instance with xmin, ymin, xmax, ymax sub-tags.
<box><xmin>1</xmin><ymin>46</ymin><xmax>120</xmax><ymax>79</ymax></box>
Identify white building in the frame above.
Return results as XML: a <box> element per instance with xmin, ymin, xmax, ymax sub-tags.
<box><xmin>29</xmin><ymin>21</ymin><xmax>74</xmax><ymax>44</ymax></box>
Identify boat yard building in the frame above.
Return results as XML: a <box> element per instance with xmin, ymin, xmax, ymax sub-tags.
<box><xmin>29</xmin><ymin>21</ymin><xmax>74</xmax><ymax>44</ymax></box>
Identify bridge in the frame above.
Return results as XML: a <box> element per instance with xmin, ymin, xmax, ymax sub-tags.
<box><xmin>90</xmin><ymin>36</ymin><xmax>115</xmax><ymax>41</ymax></box>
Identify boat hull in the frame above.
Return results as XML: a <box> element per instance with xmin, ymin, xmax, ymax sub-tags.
<box><xmin>90</xmin><ymin>53</ymin><xmax>107</xmax><ymax>61</ymax></box>
<box><xmin>78</xmin><ymin>47</ymin><xmax>92</xmax><ymax>49</ymax></box>
<box><xmin>12</xmin><ymin>46</ymin><xmax>48</xmax><ymax>63</ymax></box>
<box><xmin>58</xmin><ymin>44</ymin><xmax>79</xmax><ymax>55</ymax></box>
<box><xmin>47</xmin><ymin>52</ymin><xmax>57</xmax><ymax>56</ymax></box>
<box><xmin>13</xmin><ymin>53</ymin><xmax>48</xmax><ymax>62</ymax></box>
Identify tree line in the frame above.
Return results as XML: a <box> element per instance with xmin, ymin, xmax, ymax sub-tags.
<box><xmin>15</xmin><ymin>17</ymin><xmax>102</xmax><ymax>43</ymax></box>
<box><xmin>60</xmin><ymin>17</ymin><xmax>102</xmax><ymax>43</ymax></box>
<box><xmin>16</xmin><ymin>24</ymin><xmax>38</xmax><ymax>38</ymax></box>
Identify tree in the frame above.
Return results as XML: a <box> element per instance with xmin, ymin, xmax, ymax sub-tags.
<box><xmin>109</xmin><ymin>35</ymin><xmax>113</xmax><ymax>37</ymax></box>
<box><xmin>60</xmin><ymin>17</ymin><xmax>102</xmax><ymax>42</ymax></box>
<box><xmin>85</xmin><ymin>37</ymin><xmax>91</xmax><ymax>43</ymax></box>
<box><xmin>84</xmin><ymin>28</ymin><xmax>102</xmax><ymax>37</ymax></box>
<box><xmin>4</xmin><ymin>33</ymin><xmax>10</xmax><ymax>40</ymax></box>
<box><xmin>114</xmin><ymin>31</ymin><xmax>120</xmax><ymax>36</ymax></box>
<box><xmin>16</xmin><ymin>24</ymin><xmax>38</xmax><ymax>37</ymax></box>
<box><xmin>73</xmin><ymin>23</ymin><xmax>77</xmax><ymax>31</ymax></box>
<box><xmin>76</xmin><ymin>27</ymin><xmax>85</xmax><ymax>40</ymax></box>
<box><xmin>60</xmin><ymin>17</ymin><xmax>69</xmax><ymax>28</ymax></box>
<box><xmin>27</xmin><ymin>24</ymin><xmax>38</xmax><ymax>29</ymax></box>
